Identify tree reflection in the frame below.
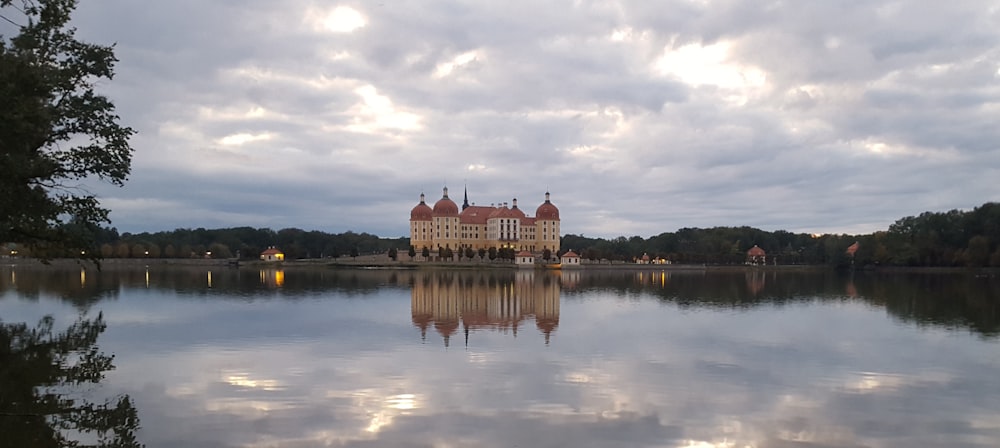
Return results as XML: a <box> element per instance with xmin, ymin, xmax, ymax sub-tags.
<box><xmin>0</xmin><ymin>314</ymin><xmax>143</xmax><ymax>447</ymax></box>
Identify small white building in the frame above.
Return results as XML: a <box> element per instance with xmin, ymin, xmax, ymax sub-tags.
<box><xmin>560</xmin><ymin>250</ymin><xmax>581</xmax><ymax>268</ymax></box>
<box><xmin>260</xmin><ymin>247</ymin><xmax>284</xmax><ymax>262</ymax></box>
<box><xmin>516</xmin><ymin>250</ymin><xmax>535</xmax><ymax>268</ymax></box>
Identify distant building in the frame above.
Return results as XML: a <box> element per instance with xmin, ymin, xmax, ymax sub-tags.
<box><xmin>410</xmin><ymin>187</ymin><xmax>561</xmax><ymax>254</ymax></box>
<box><xmin>260</xmin><ymin>247</ymin><xmax>284</xmax><ymax>262</ymax></box>
<box><xmin>516</xmin><ymin>250</ymin><xmax>535</xmax><ymax>267</ymax></box>
<box><xmin>746</xmin><ymin>245</ymin><xmax>766</xmax><ymax>265</ymax></box>
<box><xmin>560</xmin><ymin>250</ymin><xmax>581</xmax><ymax>267</ymax></box>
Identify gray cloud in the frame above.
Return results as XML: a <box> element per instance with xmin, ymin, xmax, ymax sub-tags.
<box><xmin>22</xmin><ymin>0</ymin><xmax>996</xmax><ymax>237</ymax></box>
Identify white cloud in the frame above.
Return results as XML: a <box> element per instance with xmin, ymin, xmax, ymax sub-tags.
<box><xmin>218</xmin><ymin>132</ymin><xmax>272</xmax><ymax>146</ymax></box>
<box><xmin>309</xmin><ymin>5</ymin><xmax>366</xmax><ymax>33</ymax></box>
<box><xmin>62</xmin><ymin>0</ymin><xmax>1000</xmax><ymax>237</ymax></box>
<box><xmin>345</xmin><ymin>85</ymin><xmax>423</xmax><ymax>133</ymax></box>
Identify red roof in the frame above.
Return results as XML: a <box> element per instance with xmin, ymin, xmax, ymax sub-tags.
<box><xmin>410</xmin><ymin>202</ymin><xmax>433</xmax><ymax>220</ymax></box>
<box><xmin>747</xmin><ymin>245</ymin><xmax>766</xmax><ymax>256</ymax></box>
<box><xmin>428</xmin><ymin>187</ymin><xmax>459</xmax><ymax>216</ymax></box>
<box><xmin>433</xmin><ymin>196</ymin><xmax>459</xmax><ymax>216</ymax></box>
<box><xmin>459</xmin><ymin>205</ymin><xmax>493</xmax><ymax>225</ymax></box>
<box><xmin>562</xmin><ymin>250</ymin><xmax>579</xmax><ymax>258</ymax></box>
<box><xmin>517</xmin><ymin>250</ymin><xmax>533</xmax><ymax>257</ymax></box>
<box><xmin>536</xmin><ymin>199</ymin><xmax>559</xmax><ymax>220</ymax></box>
<box><xmin>261</xmin><ymin>248</ymin><xmax>283</xmax><ymax>255</ymax></box>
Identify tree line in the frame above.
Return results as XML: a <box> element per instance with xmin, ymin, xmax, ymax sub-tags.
<box><xmin>8</xmin><ymin>227</ymin><xmax>408</xmax><ymax>261</ymax></box>
<box><xmin>5</xmin><ymin>202</ymin><xmax>999</xmax><ymax>268</ymax></box>
<box><xmin>562</xmin><ymin>202</ymin><xmax>1000</xmax><ymax>268</ymax></box>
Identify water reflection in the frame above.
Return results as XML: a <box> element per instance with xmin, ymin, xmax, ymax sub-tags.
<box><xmin>260</xmin><ymin>269</ymin><xmax>285</xmax><ymax>288</ymax></box>
<box><xmin>576</xmin><ymin>269</ymin><xmax>1000</xmax><ymax>337</ymax></box>
<box><xmin>411</xmin><ymin>270</ymin><xmax>561</xmax><ymax>346</ymax></box>
<box><xmin>1</xmin><ymin>266</ymin><xmax>1000</xmax><ymax>447</ymax></box>
<box><xmin>0</xmin><ymin>314</ymin><xmax>143</xmax><ymax>447</ymax></box>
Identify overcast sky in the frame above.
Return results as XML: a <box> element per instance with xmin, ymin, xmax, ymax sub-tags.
<box><xmin>6</xmin><ymin>0</ymin><xmax>1000</xmax><ymax>238</ymax></box>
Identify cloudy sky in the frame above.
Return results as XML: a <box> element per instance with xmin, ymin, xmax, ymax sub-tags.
<box><xmin>6</xmin><ymin>0</ymin><xmax>1000</xmax><ymax>238</ymax></box>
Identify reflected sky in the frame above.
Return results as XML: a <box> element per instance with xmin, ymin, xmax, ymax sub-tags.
<box><xmin>1</xmin><ymin>266</ymin><xmax>999</xmax><ymax>447</ymax></box>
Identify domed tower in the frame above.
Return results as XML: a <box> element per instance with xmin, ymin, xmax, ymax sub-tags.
<box><xmin>409</xmin><ymin>193</ymin><xmax>434</xmax><ymax>252</ymax></box>
<box><xmin>534</xmin><ymin>192</ymin><xmax>560</xmax><ymax>253</ymax></box>
<box><xmin>432</xmin><ymin>187</ymin><xmax>461</xmax><ymax>255</ymax></box>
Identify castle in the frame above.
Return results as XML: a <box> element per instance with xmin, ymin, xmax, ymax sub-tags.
<box><xmin>409</xmin><ymin>187</ymin><xmax>560</xmax><ymax>254</ymax></box>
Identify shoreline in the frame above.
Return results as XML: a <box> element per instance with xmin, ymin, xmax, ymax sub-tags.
<box><xmin>3</xmin><ymin>257</ymin><xmax>997</xmax><ymax>275</ymax></box>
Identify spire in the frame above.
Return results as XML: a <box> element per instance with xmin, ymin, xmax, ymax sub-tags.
<box><xmin>442</xmin><ymin>186</ymin><xmax>449</xmax><ymax>198</ymax></box>
<box><xmin>419</xmin><ymin>192</ymin><xmax>425</xmax><ymax>204</ymax></box>
<box><xmin>462</xmin><ymin>184</ymin><xmax>470</xmax><ymax>210</ymax></box>
<box><xmin>545</xmin><ymin>191</ymin><xmax>551</xmax><ymax>203</ymax></box>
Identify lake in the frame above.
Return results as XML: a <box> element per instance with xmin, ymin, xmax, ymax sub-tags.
<box><xmin>1</xmin><ymin>265</ymin><xmax>998</xmax><ymax>447</ymax></box>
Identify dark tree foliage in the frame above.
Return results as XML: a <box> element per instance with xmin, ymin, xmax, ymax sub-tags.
<box><xmin>558</xmin><ymin>202</ymin><xmax>1000</xmax><ymax>268</ymax></box>
<box><xmin>0</xmin><ymin>314</ymin><xmax>143</xmax><ymax>447</ymax></box>
<box><xmin>0</xmin><ymin>0</ymin><xmax>135</xmax><ymax>258</ymax></box>
<box><xmin>99</xmin><ymin>227</ymin><xmax>407</xmax><ymax>260</ymax></box>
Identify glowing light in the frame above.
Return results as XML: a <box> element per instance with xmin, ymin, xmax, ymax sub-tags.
<box><xmin>219</xmin><ymin>132</ymin><xmax>271</xmax><ymax>146</ymax></box>
<box><xmin>386</xmin><ymin>394</ymin><xmax>417</xmax><ymax>410</ymax></box>
<box><xmin>225</xmin><ymin>374</ymin><xmax>284</xmax><ymax>391</ymax></box>
<box><xmin>346</xmin><ymin>85</ymin><xmax>422</xmax><ymax>132</ymax></box>
<box><xmin>610</xmin><ymin>27</ymin><xmax>633</xmax><ymax>42</ymax></box>
<box><xmin>654</xmin><ymin>40</ymin><xmax>766</xmax><ymax>91</ymax></box>
<box><xmin>313</xmin><ymin>6</ymin><xmax>366</xmax><ymax>33</ymax></box>
<box><xmin>434</xmin><ymin>51</ymin><xmax>480</xmax><ymax>78</ymax></box>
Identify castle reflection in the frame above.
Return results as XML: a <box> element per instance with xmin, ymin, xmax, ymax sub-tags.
<box><xmin>411</xmin><ymin>270</ymin><xmax>565</xmax><ymax>347</ymax></box>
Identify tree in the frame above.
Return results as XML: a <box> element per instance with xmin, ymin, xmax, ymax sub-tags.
<box><xmin>130</xmin><ymin>243</ymin><xmax>146</xmax><ymax>258</ymax></box>
<box><xmin>421</xmin><ymin>246</ymin><xmax>430</xmax><ymax>259</ymax></box>
<box><xmin>408</xmin><ymin>245</ymin><xmax>416</xmax><ymax>260</ymax></box>
<box><xmin>114</xmin><ymin>242</ymin><xmax>129</xmax><ymax>258</ymax></box>
<box><xmin>208</xmin><ymin>242</ymin><xmax>232</xmax><ymax>259</ymax></box>
<box><xmin>542</xmin><ymin>248</ymin><xmax>552</xmax><ymax>261</ymax></box>
<box><xmin>464</xmin><ymin>246</ymin><xmax>474</xmax><ymax>260</ymax></box>
<box><xmin>0</xmin><ymin>0</ymin><xmax>135</xmax><ymax>258</ymax></box>
<box><xmin>488</xmin><ymin>247</ymin><xmax>497</xmax><ymax>261</ymax></box>
<box><xmin>388</xmin><ymin>247</ymin><xmax>398</xmax><ymax>261</ymax></box>
<box><xmin>478</xmin><ymin>248</ymin><xmax>486</xmax><ymax>260</ymax></box>
<box><xmin>0</xmin><ymin>314</ymin><xmax>143</xmax><ymax>446</ymax></box>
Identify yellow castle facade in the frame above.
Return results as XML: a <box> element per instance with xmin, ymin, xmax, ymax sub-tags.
<box><xmin>409</xmin><ymin>187</ymin><xmax>561</xmax><ymax>254</ymax></box>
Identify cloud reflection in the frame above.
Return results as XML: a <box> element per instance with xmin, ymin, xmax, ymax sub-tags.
<box><xmin>3</xmin><ymin>267</ymin><xmax>999</xmax><ymax>447</ymax></box>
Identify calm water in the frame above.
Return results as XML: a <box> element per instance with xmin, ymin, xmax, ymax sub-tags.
<box><xmin>1</xmin><ymin>265</ymin><xmax>999</xmax><ymax>448</ymax></box>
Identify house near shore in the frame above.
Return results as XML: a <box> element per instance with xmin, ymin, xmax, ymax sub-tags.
<box><xmin>516</xmin><ymin>250</ymin><xmax>535</xmax><ymax>267</ymax></box>
<box><xmin>260</xmin><ymin>247</ymin><xmax>284</xmax><ymax>262</ymax></box>
<box><xmin>746</xmin><ymin>245</ymin><xmax>766</xmax><ymax>265</ymax></box>
<box><xmin>560</xmin><ymin>250</ymin><xmax>581</xmax><ymax>267</ymax></box>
